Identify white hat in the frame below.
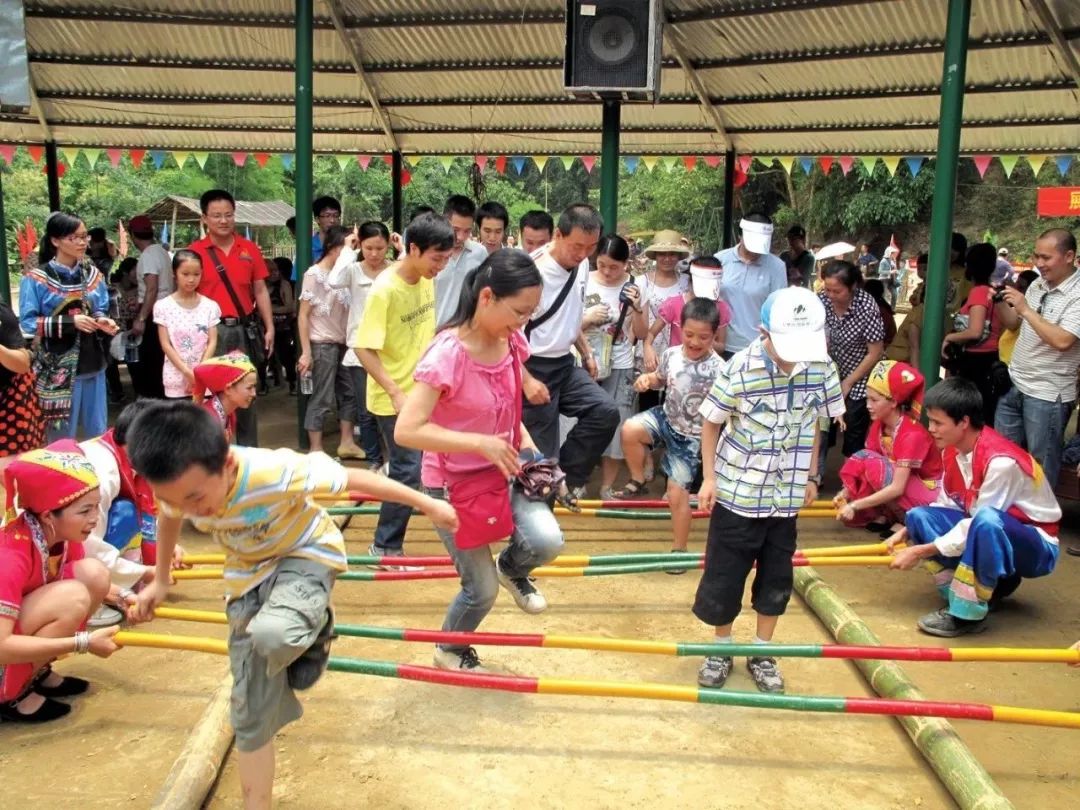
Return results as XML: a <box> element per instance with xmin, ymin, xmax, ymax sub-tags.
<box><xmin>689</xmin><ymin>260</ymin><xmax>723</xmax><ymax>299</ymax></box>
<box><xmin>998</xmin><ymin>247</ymin><xmax>1009</xmax><ymax>256</ymax></box>
<box><xmin>740</xmin><ymin>218</ymin><xmax>774</xmax><ymax>254</ymax></box>
<box><xmin>760</xmin><ymin>287</ymin><xmax>829</xmax><ymax>363</ymax></box>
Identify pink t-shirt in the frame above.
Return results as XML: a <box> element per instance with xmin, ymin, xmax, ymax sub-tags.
<box><xmin>658</xmin><ymin>295</ymin><xmax>732</xmax><ymax>348</ymax></box>
<box><xmin>414</xmin><ymin>329</ymin><xmax>530</xmax><ymax>488</ymax></box>
<box><xmin>153</xmin><ymin>294</ymin><xmax>222</xmax><ymax>398</ymax></box>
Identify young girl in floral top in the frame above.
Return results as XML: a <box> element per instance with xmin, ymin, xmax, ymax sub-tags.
<box><xmin>154</xmin><ymin>250</ymin><xmax>220</xmax><ymax>399</ymax></box>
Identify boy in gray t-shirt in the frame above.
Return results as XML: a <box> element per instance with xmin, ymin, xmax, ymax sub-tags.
<box><xmin>617</xmin><ymin>298</ymin><xmax>723</xmax><ymax>558</ymax></box>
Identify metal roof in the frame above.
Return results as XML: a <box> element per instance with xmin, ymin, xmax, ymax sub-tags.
<box><xmin>140</xmin><ymin>195</ymin><xmax>294</xmax><ymax>226</ymax></box>
<box><xmin>1</xmin><ymin>0</ymin><xmax>1078</xmax><ymax>156</ymax></box>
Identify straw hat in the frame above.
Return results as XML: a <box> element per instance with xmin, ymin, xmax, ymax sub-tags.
<box><xmin>644</xmin><ymin>229</ymin><xmax>691</xmax><ymax>257</ymax></box>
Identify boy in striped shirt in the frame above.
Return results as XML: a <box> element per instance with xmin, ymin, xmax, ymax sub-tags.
<box><xmin>127</xmin><ymin>401</ymin><xmax>457</xmax><ymax>810</ymax></box>
<box><xmin>694</xmin><ymin>287</ymin><xmax>844</xmax><ymax>693</ymax></box>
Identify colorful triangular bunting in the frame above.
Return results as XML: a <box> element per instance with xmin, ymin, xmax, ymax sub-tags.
<box><xmin>819</xmin><ymin>156</ymin><xmax>834</xmax><ymax>175</ymax></box>
<box><xmin>682</xmin><ymin>155</ymin><xmax>698</xmax><ymax>171</ymax></box>
<box><xmin>106</xmin><ymin>148</ymin><xmax>123</xmax><ymax>167</ymax></box>
<box><xmin>1054</xmin><ymin>155</ymin><xmax>1073</xmax><ymax>177</ymax></box>
<box><xmin>776</xmin><ymin>156</ymin><xmax>795</xmax><ymax>175</ymax></box>
<box><xmin>231</xmin><ymin>152</ymin><xmax>248</xmax><ymax>168</ymax></box>
<box><xmin>475</xmin><ymin>154</ymin><xmax>488</xmax><ymax>172</ymax></box>
<box><xmin>905</xmin><ymin>156</ymin><xmax>925</xmax><ymax>177</ymax></box>
<box><xmin>702</xmin><ymin>155</ymin><xmax>721</xmax><ymax>169</ymax></box>
<box><xmin>972</xmin><ymin>155</ymin><xmax>993</xmax><ymax>178</ymax></box>
<box><xmin>532</xmin><ymin>155</ymin><xmax>551</xmax><ymax>172</ymax></box>
<box><xmin>27</xmin><ymin>145</ymin><xmax>44</xmax><ymax>164</ymax></box>
<box><xmin>335</xmin><ymin>154</ymin><xmax>352</xmax><ymax>171</ymax></box>
<box><xmin>172</xmin><ymin>151</ymin><xmax>190</xmax><ymax>168</ymax></box>
<box><xmin>881</xmin><ymin>156</ymin><xmax>901</xmax><ymax>176</ymax></box>
<box><xmin>999</xmin><ymin>155</ymin><xmax>1019</xmax><ymax>178</ymax></box>
<box><xmin>837</xmin><ymin>156</ymin><xmax>854</xmax><ymax>175</ymax></box>
<box><xmin>641</xmin><ymin>156</ymin><xmax>659</xmax><ymax>172</ymax></box>
<box><xmin>510</xmin><ymin>156</ymin><xmax>527</xmax><ymax>174</ymax></box>
<box><xmin>150</xmin><ymin>150</ymin><xmax>167</xmax><ymax>169</ymax></box>
<box><xmin>0</xmin><ymin>144</ymin><xmax>14</xmax><ymax>164</ymax></box>
<box><xmin>1026</xmin><ymin>154</ymin><xmax>1050</xmax><ymax>176</ymax></box>
<box><xmin>59</xmin><ymin>146</ymin><xmax>80</xmax><ymax>166</ymax></box>
<box><xmin>82</xmin><ymin>148</ymin><xmax>101</xmax><ymax>167</ymax></box>
<box><xmin>357</xmin><ymin>155</ymin><xmax>372</xmax><ymax>170</ymax></box>
<box><xmin>193</xmin><ymin>151</ymin><xmax>210</xmax><ymax>169</ymax></box>
<box><xmin>279</xmin><ymin>153</ymin><xmax>293</xmax><ymax>171</ymax></box>
<box><xmin>129</xmin><ymin>149</ymin><xmax>145</xmax><ymax>168</ymax></box>
<box><xmin>738</xmin><ymin>155</ymin><xmax>752</xmax><ymax>174</ymax></box>
<box><xmin>494</xmin><ymin>155</ymin><xmax>507</xmax><ymax>174</ymax></box>
<box><xmin>559</xmin><ymin>155</ymin><xmax>575</xmax><ymax>171</ymax></box>
<box><xmin>253</xmin><ymin>152</ymin><xmax>270</xmax><ymax>169</ymax></box>
<box><xmin>580</xmin><ymin>155</ymin><xmax>596</xmax><ymax>173</ymax></box>
<box><xmin>624</xmin><ymin>156</ymin><xmax>640</xmax><ymax>172</ymax></box>
<box><xmin>798</xmin><ymin>157</ymin><xmax>814</xmax><ymax>175</ymax></box>
<box><xmin>438</xmin><ymin>155</ymin><xmax>455</xmax><ymax>173</ymax></box>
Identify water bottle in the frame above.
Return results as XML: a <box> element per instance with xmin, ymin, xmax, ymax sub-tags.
<box><xmin>300</xmin><ymin>371</ymin><xmax>314</xmax><ymax>395</ymax></box>
<box><xmin>124</xmin><ymin>333</ymin><xmax>140</xmax><ymax>364</ymax></box>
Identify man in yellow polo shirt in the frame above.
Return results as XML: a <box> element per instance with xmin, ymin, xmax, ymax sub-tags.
<box><xmin>355</xmin><ymin>212</ymin><xmax>455</xmax><ymax>565</ymax></box>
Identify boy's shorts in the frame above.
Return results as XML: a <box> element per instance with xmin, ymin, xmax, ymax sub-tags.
<box><xmin>226</xmin><ymin>557</ymin><xmax>336</xmax><ymax>752</ymax></box>
<box><xmin>629</xmin><ymin>405</ymin><xmax>701</xmax><ymax>489</ymax></box>
<box><xmin>692</xmin><ymin>504</ymin><xmax>797</xmax><ymax>627</ymax></box>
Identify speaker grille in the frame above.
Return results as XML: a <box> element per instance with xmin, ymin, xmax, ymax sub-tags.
<box><xmin>568</xmin><ymin>0</ymin><xmax>652</xmax><ymax>91</ymax></box>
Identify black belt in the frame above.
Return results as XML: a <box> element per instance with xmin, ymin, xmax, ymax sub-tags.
<box><xmin>221</xmin><ymin>317</ymin><xmax>244</xmax><ymax>326</ymax></box>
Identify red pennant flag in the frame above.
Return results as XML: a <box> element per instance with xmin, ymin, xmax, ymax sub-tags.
<box><xmin>27</xmin><ymin>145</ymin><xmax>44</xmax><ymax>163</ymax></box>
<box><xmin>253</xmin><ymin>152</ymin><xmax>270</xmax><ymax>168</ymax></box>
<box><xmin>475</xmin><ymin>154</ymin><xmax>488</xmax><ymax>172</ymax></box>
<box><xmin>581</xmin><ymin>155</ymin><xmax>596</xmax><ymax>173</ymax></box>
<box><xmin>682</xmin><ymin>155</ymin><xmax>697</xmax><ymax>171</ymax></box>
<box><xmin>0</xmin><ymin>144</ymin><xmax>14</xmax><ymax>164</ymax></box>
<box><xmin>382</xmin><ymin>154</ymin><xmax>394</xmax><ymax>167</ymax></box>
<box><xmin>494</xmin><ymin>155</ymin><xmax>507</xmax><ymax>174</ymax></box>
<box><xmin>702</xmin><ymin>155</ymin><xmax>721</xmax><ymax>169</ymax></box>
<box><xmin>400</xmin><ymin>168</ymin><xmax>412</xmax><ymax>187</ymax></box>
<box><xmin>106</xmin><ymin>148</ymin><xmax>124</xmax><ymax>167</ymax></box>
<box><xmin>837</xmin><ymin>156</ymin><xmax>854</xmax><ymax>175</ymax></box>
<box><xmin>734</xmin><ymin>167</ymin><xmax>748</xmax><ymax>189</ymax></box>
<box><xmin>129</xmin><ymin>149</ymin><xmax>146</xmax><ymax>168</ymax></box>
<box><xmin>356</xmin><ymin>155</ymin><xmax>371</xmax><ymax>170</ymax></box>
<box><xmin>231</xmin><ymin>151</ymin><xmax>248</xmax><ymax>167</ymax></box>
<box><xmin>819</xmin><ymin>156</ymin><xmax>834</xmax><ymax>175</ymax></box>
<box><xmin>43</xmin><ymin>162</ymin><xmax>68</xmax><ymax>178</ymax></box>
<box><xmin>737</xmin><ymin>155</ymin><xmax>752</xmax><ymax>174</ymax></box>
<box><xmin>972</xmin><ymin>155</ymin><xmax>993</xmax><ymax>178</ymax></box>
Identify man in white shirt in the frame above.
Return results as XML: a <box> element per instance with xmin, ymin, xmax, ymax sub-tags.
<box><xmin>522</xmin><ymin>204</ymin><xmax>619</xmax><ymax>498</ymax></box>
<box><xmin>433</xmin><ymin>195</ymin><xmax>488</xmax><ymax>327</ymax></box>
<box><xmin>128</xmin><ymin>214</ymin><xmax>174</xmax><ymax>398</ymax></box>
<box><xmin>994</xmin><ymin>228</ymin><xmax>1080</xmax><ymax>489</ymax></box>
<box><xmin>713</xmin><ymin>215</ymin><xmax>788</xmax><ymax>358</ymax></box>
<box><xmin>887</xmin><ymin>378</ymin><xmax>1060</xmax><ymax>637</ymax></box>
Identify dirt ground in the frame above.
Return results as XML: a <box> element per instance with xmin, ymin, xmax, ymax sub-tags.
<box><xmin>2</xmin><ymin>389</ymin><xmax>1078</xmax><ymax>808</ymax></box>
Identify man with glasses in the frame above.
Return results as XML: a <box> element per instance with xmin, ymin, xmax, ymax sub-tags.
<box><xmin>311</xmin><ymin>196</ymin><xmax>342</xmax><ymax>263</ymax></box>
<box><xmin>189</xmin><ymin>189</ymin><xmax>275</xmax><ymax>446</ymax></box>
<box><xmin>994</xmin><ymin>228</ymin><xmax>1080</xmax><ymax>493</ymax></box>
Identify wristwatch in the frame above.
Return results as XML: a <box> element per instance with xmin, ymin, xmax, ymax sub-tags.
<box><xmin>807</xmin><ymin>474</ymin><xmax>822</xmax><ymax>485</ymax></box>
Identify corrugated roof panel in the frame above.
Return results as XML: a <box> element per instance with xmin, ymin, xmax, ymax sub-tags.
<box><xmin>29</xmin><ymin>0</ymin><xmax>295</xmax><ymax>15</ymax></box>
<box><xmin>357</xmin><ymin>21</ymin><xmax>563</xmax><ymax>64</ymax></box>
<box><xmin>336</xmin><ymin>0</ymin><xmax>562</xmax><ymax>19</ymax></box>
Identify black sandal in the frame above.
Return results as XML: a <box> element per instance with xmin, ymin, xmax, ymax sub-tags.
<box><xmin>35</xmin><ymin>674</ymin><xmax>90</xmax><ymax>699</ymax></box>
<box><xmin>614</xmin><ymin>480</ymin><xmax>647</xmax><ymax>499</ymax></box>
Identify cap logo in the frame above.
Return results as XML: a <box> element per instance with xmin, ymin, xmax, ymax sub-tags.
<box><xmin>793</xmin><ymin>304</ymin><xmax>805</xmax><ymax>314</ymax></box>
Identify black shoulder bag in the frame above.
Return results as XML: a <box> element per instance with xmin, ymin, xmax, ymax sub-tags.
<box><xmin>525</xmin><ymin>266</ymin><xmax>579</xmax><ymax>340</ymax></box>
<box><xmin>207</xmin><ymin>247</ymin><xmax>266</xmax><ymax>366</ymax></box>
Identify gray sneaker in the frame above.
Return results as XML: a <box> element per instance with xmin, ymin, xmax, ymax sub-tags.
<box><xmin>366</xmin><ymin>543</ymin><xmax>421</xmax><ymax>571</ymax></box>
<box><xmin>746</xmin><ymin>656</ymin><xmax>785</xmax><ymax>693</ymax></box>
<box><xmin>917</xmin><ymin>608</ymin><xmax>988</xmax><ymax>638</ymax></box>
<box><xmin>87</xmin><ymin>604</ymin><xmax>124</xmax><ymax>628</ymax></box>
<box><xmin>433</xmin><ymin>646</ymin><xmax>488</xmax><ymax>672</ymax></box>
<box><xmin>697</xmin><ymin>656</ymin><xmax>733</xmax><ymax>688</ymax></box>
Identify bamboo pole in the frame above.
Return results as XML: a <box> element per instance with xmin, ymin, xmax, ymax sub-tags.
<box><xmin>793</xmin><ymin>567</ymin><xmax>1013</xmax><ymax>809</ymax></box>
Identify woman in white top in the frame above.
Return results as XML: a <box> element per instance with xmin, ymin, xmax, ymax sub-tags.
<box><xmin>327</xmin><ymin>221</ymin><xmax>392</xmax><ymax>469</ymax></box>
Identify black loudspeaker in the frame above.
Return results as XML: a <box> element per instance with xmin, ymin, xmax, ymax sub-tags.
<box><xmin>564</xmin><ymin>0</ymin><xmax>663</xmax><ymax>101</ymax></box>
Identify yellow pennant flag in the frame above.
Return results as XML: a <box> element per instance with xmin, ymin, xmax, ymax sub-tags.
<box><xmin>59</xmin><ymin>146</ymin><xmax>81</xmax><ymax>166</ymax></box>
<box><xmin>438</xmin><ymin>155</ymin><xmax>455</xmax><ymax>173</ymax></box>
<box><xmin>192</xmin><ymin>151</ymin><xmax>210</xmax><ymax>169</ymax></box>
<box><xmin>641</xmin><ymin>156</ymin><xmax>660</xmax><ymax>172</ymax></box>
<box><xmin>776</xmin><ymin>156</ymin><xmax>795</xmax><ymax>174</ymax></box>
<box><xmin>881</xmin><ymin>156</ymin><xmax>901</xmax><ymax>176</ymax></box>
<box><xmin>532</xmin><ymin>155</ymin><xmax>551</xmax><ymax>172</ymax></box>
<box><xmin>999</xmin><ymin>155</ymin><xmax>1019</xmax><ymax>178</ymax></box>
<box><xmin>172</xmin><ymin>151</ymin><xmax>190</xmax><ymax>168</ymax></box>
<box><xmin>1026</xmin><ymin>154</ymin><xmax>1050</xmax><ymax>176</ymax></box>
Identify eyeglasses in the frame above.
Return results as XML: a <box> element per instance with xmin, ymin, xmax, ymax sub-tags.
<box><xmin>499</xmin><ymin>299</ymin><xmax>533</xmax><ymax>323</ymax></box>
<box><xmin>64</xmin><ymin>233</ymin><xmax>90</xmax><ymax>243</ymax></box>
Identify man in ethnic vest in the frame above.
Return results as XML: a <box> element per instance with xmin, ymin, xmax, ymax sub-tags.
<box><xmin>885</xmin><ymin>377</ymin><xmax>1060</xmax><ymax>637</ymax></box>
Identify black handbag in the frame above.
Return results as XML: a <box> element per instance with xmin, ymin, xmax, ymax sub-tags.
<box><xmin>207</xmin><ymin>247</ymin><xmax>266</xmax><ymax>366</ymax></box>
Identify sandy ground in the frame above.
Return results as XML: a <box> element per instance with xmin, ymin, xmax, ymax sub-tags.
<box><xmin>2</xmin><ymin>389</ymin><xmax>1078</xmax><ymax>808</ymax></box>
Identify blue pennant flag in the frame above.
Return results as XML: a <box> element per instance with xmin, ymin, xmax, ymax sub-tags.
<box><xmin>1054</xmin><ymin>155</ymin><xmax>1073</xmax><ymax>177</ymax></box>
<box><xmin>905</xmin><ymin>156</ymin><xmax>925</xmax><ymax>177</ymax></box>
<box><xmin>150</xmin><ymin>150</ymin><xmax>167</xmax><ymax>169</ymax></box>
<box><xmin>280</xmin><ymin>153</ymin><xmax>294</xmax><ymax>170</ymax></box>
<box><xmin>798</xmin><ymin>157</ymin><xmax>813</xmax><ymax>175</ymax></box>
<box><xmin>624</xmin><ymin>156</ymin><xmax>640</xmax><ymax>173</ymax></box>
<box><xmin>510</xmin><ymin>156</ymin><xmax>527</xmax><ymax>175</ymax></box>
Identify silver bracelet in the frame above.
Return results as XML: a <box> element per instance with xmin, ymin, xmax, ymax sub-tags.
<box><xmin>74</xmin><ymin>631</ymin><xmax>91</xmax><ymax>654</ymax></box>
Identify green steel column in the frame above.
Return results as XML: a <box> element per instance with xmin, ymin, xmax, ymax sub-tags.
<box><xmin>721</xmin><ymin>147</ymin><xmax>736</xmax><ymax>249</ymax></box>
<box><xmin>45</xmin><ymin>141</ymin><xmax>60</xmax><ymax>211</ymax></box>
<box><xmin>0</xmin><ymin>165</ymin><xmax>10</xmax><ymax>303</ymax></box>
<box><xmin>599</xmin><ymin>100</ymin><xmax>620</xmax><ymax>233</ymax></box>
<box><xmin>920</xmin><ymin>0</ymin><xmax>971</xmax><ymax>385</ymax></box>
<box><xmin>391</xmin><ymin>151</ymin><xmax>403</xmax><ymax>235</ymax></box>
<box><xmin>295</xmin><ymin>0</ymin><xmax>314</xmax><ymax>450</ymax></box>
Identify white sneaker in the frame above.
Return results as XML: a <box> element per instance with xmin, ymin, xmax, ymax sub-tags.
<box><xmin>433</xmin><ymin>646</ymin><xmax>488</xmax><ymax>672</ymax></box>
<box><xmin>87</xmin><ymin>604</ymin><xmax>125</xmax><ymax>628</ymax></box>
<box><xmin>496</xmin><ymin>558</ymin><xmax>548</xmax><ymax>614</ymax></box>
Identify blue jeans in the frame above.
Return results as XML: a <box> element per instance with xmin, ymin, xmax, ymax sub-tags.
<box><xmin>994</xmin><ymin>386</ymin><xmax>1074</xmax><ymax>488</ymax></box>
<box><xmin>372</xmin><ymin>414</ymin><xmax>421</xmax><ymax>551</ymax></box>
<box><xmin>48</xmin><ymin>369</ymin><xmax>108</xmax><ymax>442</ymax></box>
<box><xmin>349</xmin><ymin>366</ymin><xmax>382</xmax><ymax>464</ymax></box>
<box><xmin>427</xmin><ymin>487</ymin><xmax>564</xmax><ymax>654</ymax></box>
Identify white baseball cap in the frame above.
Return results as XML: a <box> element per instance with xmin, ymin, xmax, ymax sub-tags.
<box><xmin>760</xmin><ymin>287</ymin><xmax>829</xmax><ymax>363</ymax></box>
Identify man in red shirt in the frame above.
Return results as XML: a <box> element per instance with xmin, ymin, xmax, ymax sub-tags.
<box><xmin>188</xmin><ymin>189</ymin><xmax>275</xmax><ymax>446</ymax></box>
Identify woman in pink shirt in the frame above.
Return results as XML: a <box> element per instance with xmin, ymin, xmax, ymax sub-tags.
<box><xmin>395</xmin><ymin>251</ymin><xmax>564</xmax><ymax>673</ymax></box>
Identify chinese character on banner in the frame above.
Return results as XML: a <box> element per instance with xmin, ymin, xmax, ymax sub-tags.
<box><xmin>1036</xmin><ymin>187</ymin><xmax>1080</xmax><ymax>216</ymax></box>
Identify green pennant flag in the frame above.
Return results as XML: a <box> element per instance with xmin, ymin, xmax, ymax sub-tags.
<box><xmin>335</xmin><ymin>155</ymin><xmax>352</xmax><ymax>171</ymax></box>
<box><xmin>193</xmin><ymin>151</ymin><xmax>210</xmax><ymax>169</ymax></box>
<box><xmin>59</xmin><ymin>146</ymin><xmax>80</xmax><ymax>166</ymax></box>
<box><xmin>81</xmin><ymin>148</ymin><xmax>101</xmax><ymax>167</ymax></box>
<box><xmin>438</xmin><ymin>155</ymin><xmax>455</xmax><ymax>173</ymax></box>
<box><xmin>559</xmin><ymin>155</ymin><xmax>575</xmax><ymax>171</ymax></box>
<box><xmin>999</xmin><ymin>155</ymin><xmax>1019</xmax><ymax>178</ymax></box>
